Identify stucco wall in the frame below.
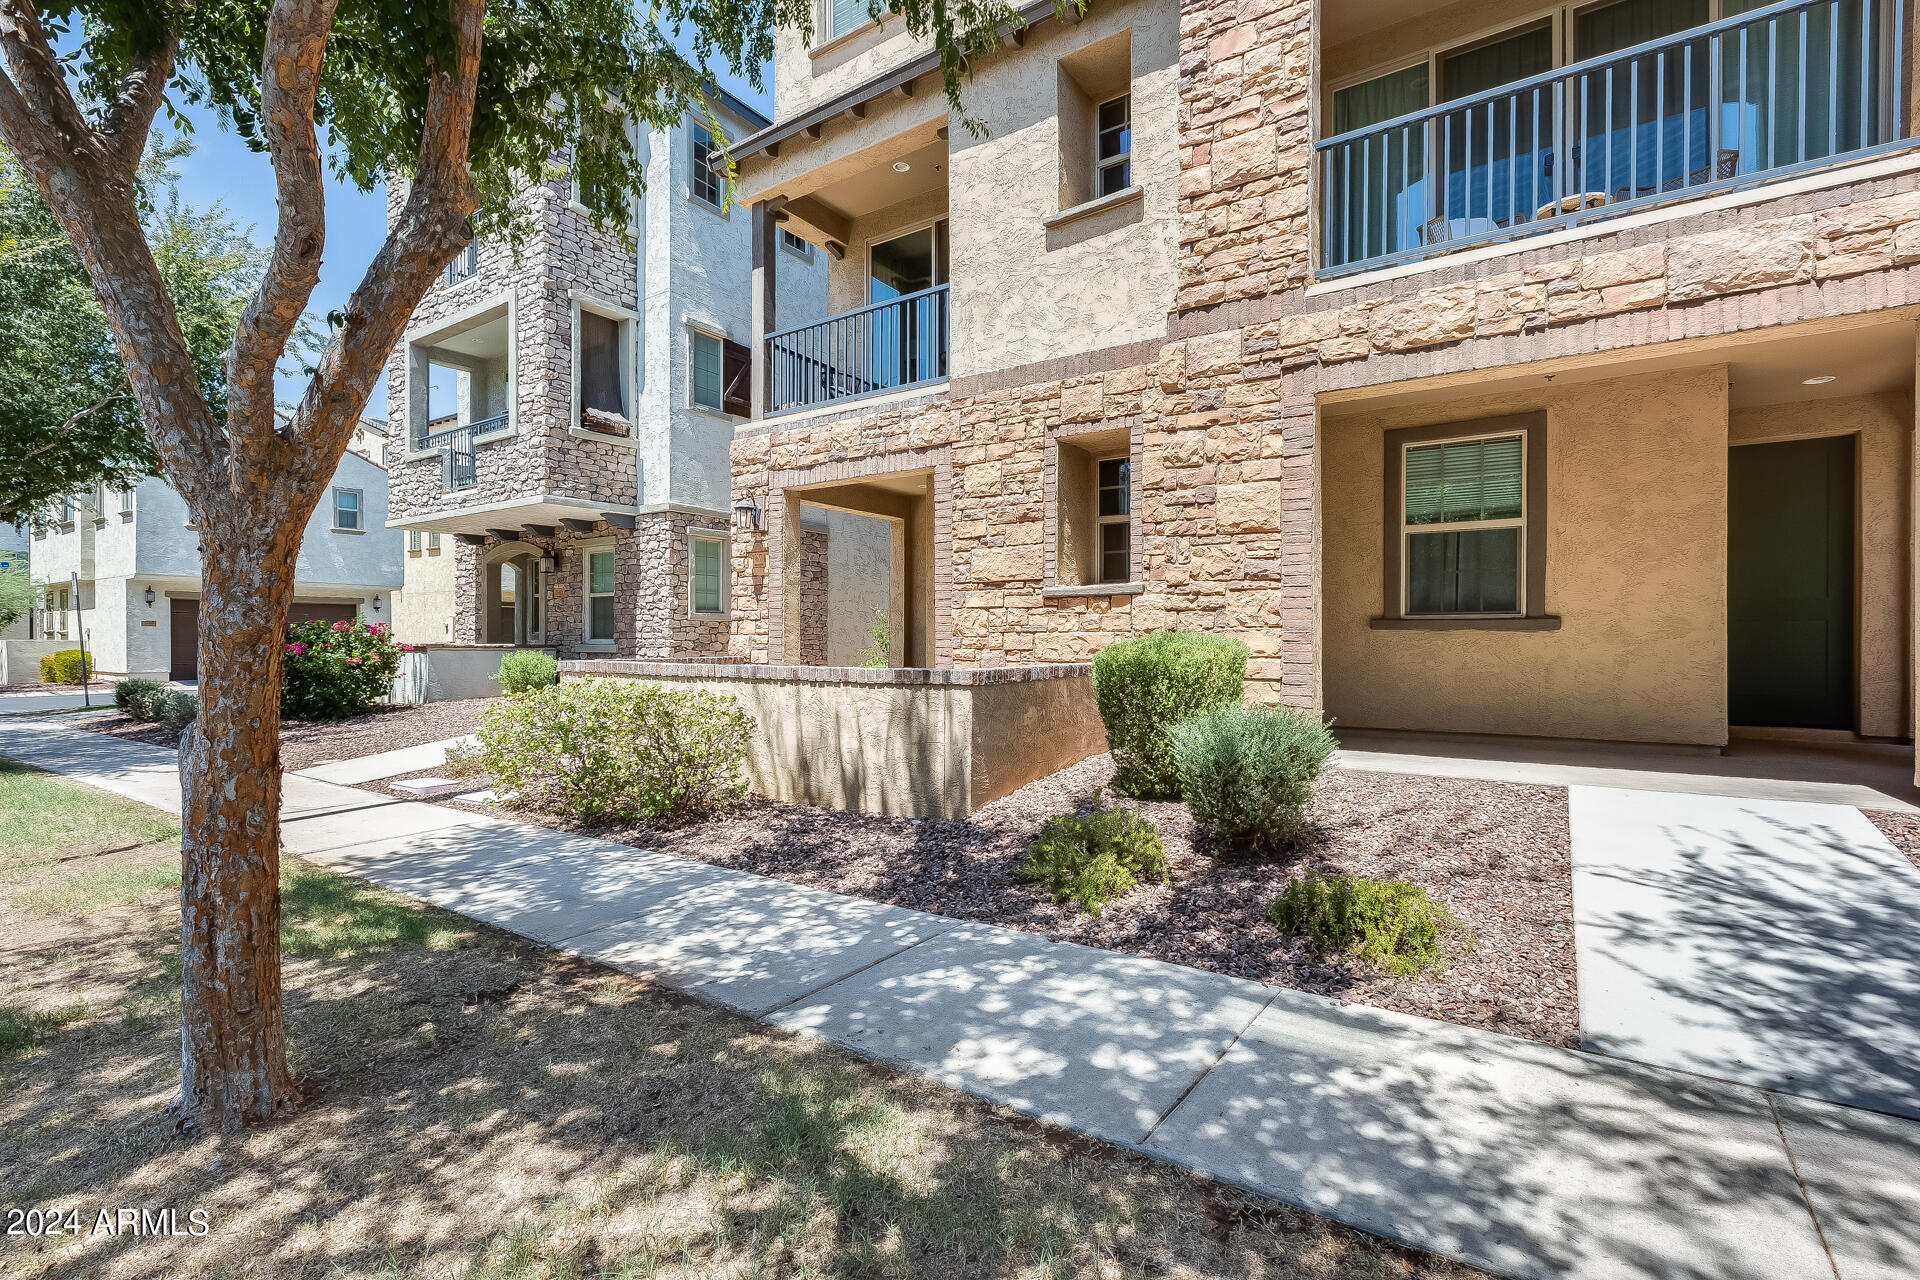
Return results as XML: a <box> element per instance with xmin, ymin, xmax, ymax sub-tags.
<box><xmin>394</xmin><ymin>542</ymin><xmax>458</xmax><ymax>644</ymax></box>
<box><xmin>1730</xmin><ymin>390</ymin><xmax>1915</xmax><ymax>738</ymax></box>
<box><xmin>1322</xmin><ymin>365</ymin><xmax>1732</xmax><ymax>746</ymax></box>
<box><xmin>823</xmin><ymin>508</ymin><xmax>893</xmax><ymax>664</ymax></box>
<box><xmin>772</xmin><ymin>13</ymin><xmax>933</xmax><ymax>120</ymax></box>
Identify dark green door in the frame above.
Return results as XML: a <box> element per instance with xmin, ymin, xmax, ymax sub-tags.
<box><xmin>1728</xmin><ymin>435</ymin><xmax>1854</xmax><ymax>728</ymax></box>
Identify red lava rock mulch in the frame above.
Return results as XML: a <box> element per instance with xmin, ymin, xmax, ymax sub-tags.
<box><xmin>462</xmin><ymin>753</ymin><xmax>1578</xmax><ymax>1047</ymax></box>
<box><xmin>1864</xmin><ymin>810</ymin><xmax>1920</xmax><ymax>874</ymax></box>
<box><xmin>69</xmin><ymin>697</ymin><xmax>495</xmax><ymax>770</ymax></box>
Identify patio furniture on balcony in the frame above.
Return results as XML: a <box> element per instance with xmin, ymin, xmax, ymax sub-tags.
<box><xmin>765</xmin><ymin>283</ymin><xmax>950</xmax><ymax>415</ymax></box>
<box><xmin>422</xmin><ymin>413</ymin><xmax>506</xmax><ymax>492</ymax></box>
<box><xmin>1318</xmin><ymin>0</ymin><xmax>1906</xmax><ymax>275</ymax></box>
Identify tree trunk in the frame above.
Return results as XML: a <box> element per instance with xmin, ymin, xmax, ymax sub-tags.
<box><xmin>172</xmin><ymin>533</ymin><xmax>303</xmax><ymax>1129</ymax></box>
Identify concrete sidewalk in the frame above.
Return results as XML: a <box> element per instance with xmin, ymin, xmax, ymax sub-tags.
<box><xmin>4</xmin><ymin>716</ymin><xmax>1916</xmax><ymax>1280</ymax></box>
<box><xmin>294</xmin><ymin>735</ymin><xmax>478</xmax><ymax>786</ymax></box>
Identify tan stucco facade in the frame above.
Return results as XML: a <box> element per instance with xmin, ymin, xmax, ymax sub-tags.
<box><xmin>392</xmin><ymin>543</ymin><xmax>458</xmax><ymax>645</ymax></box>
<box><xmin>1324</xmin><ymin>365</ymin><xmax>1733</xmax><ymax>746</ymax></box>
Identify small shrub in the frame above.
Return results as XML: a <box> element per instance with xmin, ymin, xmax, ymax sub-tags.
<box><xmin>282</xmin><ymin>618</ymin><xmax>407</xmax><ymax>720</ymax></box>
<box><xmin>858</xmin><ymin>607</ymin><xmax>891</xmax><ymax>668</ymax></box>
<box><xmin>114</xmin><ymin>677</ymin><xmax>166</xmax><ymax>721</ymax></box>
<box><xmin>1090</xmin><ymin>631</ymin><xmax>1248</xmax><ymax>799</ymax></box>
<box><xmin>1268</xmin><ymin>872</ymin><xmax>1471</xmax><ymax>976</ymax></box>
<box><xmin>475</xmin><ymin>678</ymin><xmax>754</xmax><ymax>823</ymax></box>
<box><xmin>494</xmin><ymin>649</ymin><xmax>558</xmax><ymax>696</ymax></box>
<box><xmin>153</xmin><ymin>690</ymin><xmax>198</xmax><ymax>734</ymax></box>
<box><xmin>1014</xmin><ymin>803</ymin><xmax>1168</xmax><ymax>916</ymax></box>
<box><xmin>439</xmin><ymin>739</ymin><xmax>486</xmax><ymax>779</ymax></box>
<box><xmin>1170</xmin><ymin>703</ymin><xmax>1338</xmax><ymax>854</ymax></box>
<box><xmin>39</xmin><ymin>649</ymin><xmax>88</xmax><ymax>684</ymax></box>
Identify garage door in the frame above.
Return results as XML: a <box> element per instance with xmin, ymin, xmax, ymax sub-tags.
<box><xmin>288</xmin><ymin>601</ymin><xmax>358</xmax><ymax>627</ymax></box>
<box><xmin>169</xmin><ymin>598</ymin><xmax>199</xmax><ymax>681</ymax></box>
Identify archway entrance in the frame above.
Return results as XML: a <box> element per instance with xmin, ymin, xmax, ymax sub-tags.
<box><xmin>483</xmin><ymin>547</ymin><xmax>544</xmax><ymax>646</ymax></box>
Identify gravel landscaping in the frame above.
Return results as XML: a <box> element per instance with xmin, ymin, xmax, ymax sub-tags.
<box><xmin>71</xmin><ymin>697</ymin><xmax>494</xmax><ymax>770</ymax></box>
<box><xmin>1865</xmin><ymin>810</ymin><xmax>1920</xmax><ymax>874</ymax></box>
<box><xmin>397</xmin><ymin>753</ymin><xmax>1578</xmax><ymax>1047</ymax></box>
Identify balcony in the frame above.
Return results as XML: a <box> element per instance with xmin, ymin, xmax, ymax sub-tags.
<box><xmin>765</xmin><ymin>284</ymin><xmax>951</xmax><ymax>414</ymax></box>
<box><xmin>422</xmin><ymin>413</ymin><xmax>506</xmax><ymax>491</ymax></box>
<box><xmin>1318</xmin><ymin>0</ymin><xmax>1908</xmax><ymax>277</ymax></box>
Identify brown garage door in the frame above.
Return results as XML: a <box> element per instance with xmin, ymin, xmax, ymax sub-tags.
<box><xmin>169</xmin><ymin>598</ymin><xmax>199</xmax><ymax>681</ymax></box>
<box><xmin>288</xmin><ymin>601</ymin><xmax>358</xmax><ymax>627</ymax></box>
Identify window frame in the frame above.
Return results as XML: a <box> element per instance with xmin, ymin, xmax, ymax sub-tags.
<box><xmin>1093</xmin><ymin>455</ymin><xmax>1133</xmax><ymax>585</ymax></box>
<box><xmin>571</xmin><ymin>292</ymin><xmax>638</xmax><ymax>432</ymax></box>
<box><xmin>408</xmin><ymin>529</ymin><xmax>422</xmax><ymax>553</ymax></box>
<box><xmin>689</xmin><ymin>120</ymin><xmax>727</xmax><ymax>211</ymax></box>
<box><xmin>581</xmin><ymin>541</ymin><xmax>619</xmax><ymax>647</ymax></box>
<box><xmin>1380</xmin><ymin>413</ymin><xmax>1552</xmax><ymax>628</ymax></box>
<box><xmin>1094</xmin><ymin>93</ymin><xmax>1133</xmax><ymax>197</ymax></box>
<box><xmin>688</xmin><ymin>325</ymin><xmax>727</xmax><ymax>412</ymax></box>
<box><xmin>779</xmin><ymin>227</ymin><xmax>814</xmax><ymax>261</ymax></box>
<box><xmin>688</xmin><ymin>529</ymin><xmax>730</xmax><ymax>617</ymax></box>
<box><xmin>332</xmin><ymin>487</ymin><xmax>364</xmax><ymax>533</ymax></box>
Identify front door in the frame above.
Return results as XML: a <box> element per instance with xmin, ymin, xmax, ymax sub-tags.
<box><xmin>169</xmin><ymin>598</ymin><xmax>199</xmax><ymax>681</ymax></box>
<box><xmin>1728</xmin><ymin>435</ymin><xmax>1854</xmax><ymax>729</ymax></box>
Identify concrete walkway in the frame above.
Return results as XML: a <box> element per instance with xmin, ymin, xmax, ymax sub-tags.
<box><xmin>294</xmin><ymin>735</ymin><xmax>478</xmax><ymax>785</ymax></box>
<box><xmin>4</xmin><ymin>716</ymin><xmax>1917</xmax><ymax>1280</ymax></box>
<box><xmin>1570</xmin><ymin>785</ymin><xmax>1920</xmax><ymax>1121</ymax></box>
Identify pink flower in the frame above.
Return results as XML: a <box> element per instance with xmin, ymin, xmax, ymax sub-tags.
<box><xmin>285</xmin><ymin>642</ymin><xmax>307</xmax><ymax>655</ymax></box>
<box><xmin>331</xmin><ymin>619</ymin><xmax>352</xmax><ymax>631</ymax></box>
<box><xmin>347</xmin><ymin>656</ymin><xmax>361</xmax><ymax>666</ymax></box>
<box><xmin>398</xmin><ymin>643</ymin><xmax>415</xmax><ymax>652</ymax></box>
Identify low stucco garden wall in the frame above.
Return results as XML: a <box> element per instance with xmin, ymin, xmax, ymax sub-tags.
<box><xmin>390</xmin><ymin>645</ymin><xmax>556</xmax><ymax>704</ymax></box>
<box><xmin>0</xmin><ymin>640</ymin><xmax>67</xmax><ymax>685</ymax></box>
<box><xmin>558</xmin><ymin>660</ymin><xmax>1105</xmax><ymax>819</ymax></box>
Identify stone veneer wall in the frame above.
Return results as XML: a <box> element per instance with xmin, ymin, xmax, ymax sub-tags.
<box><xmin>731</xmin><ymin>0</ymin><xmax>1920</xmax><ymax>710</ymax></box>
<box><xmin>797</xmin><ymin>526</ymin><xmax>829</xmax><ymax>666</ymax></box>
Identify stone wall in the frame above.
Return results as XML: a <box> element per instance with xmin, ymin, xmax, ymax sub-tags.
<box><xmin>797</xmin><ymin>525</ymin><xmax>829</xmax><ymax>665</ymax></box>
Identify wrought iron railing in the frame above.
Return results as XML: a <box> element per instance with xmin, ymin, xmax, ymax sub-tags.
<box><xmin>1318</xmin><ymin>0</ymin><xmax>1906</xmax><ymax>275</ymax></box>
<box><xmin>766</xmin><ymin>284</ymin><xmax>950</xmax><ymax>414</ymax></box>
<box><xmin>421</xmin><ymin>413</ymin><xmax>506</xmax><ymax>491</ymax></box>
<box><xmin>444</xmin><ymin>240</ymin><xmax>479</xmax><ymax>285</ymax></box>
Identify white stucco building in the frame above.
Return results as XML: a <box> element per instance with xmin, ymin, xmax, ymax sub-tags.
<box><xmin>29</xmin><ymin>452</ymin><xmax>404</xmax><ymax>680</ymax></box>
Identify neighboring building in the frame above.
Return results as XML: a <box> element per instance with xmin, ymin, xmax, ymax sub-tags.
<box><xmin>720</xmin><ymin>0</ymin><xmax>1920</xmax><ymax>757</ymax></box>
<box><xmin>383</xmin><ymin>90</ymin><xmax>835</xmax><ymax>657</ymax></box>
<box><xmin>0</xmin><ymin>519</ymin><xmax>29</xmax><ymax>642</ymax></box>
<box><xmin>27</xmin><ymin>455</ymin><xmax>403</xmax><ymax>680</ymax></box>
<box><xmin>347</xmin><ymin>415</ymin><xmax>390</xmax><ymax>461</ymax></box>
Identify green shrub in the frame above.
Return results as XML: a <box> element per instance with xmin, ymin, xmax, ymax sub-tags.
<box><xmin>113</xmin><ymin>678</ymin><xmax>166</xmax><ymax>721</ymax></box>
<box><xmin>1014</xmin><ymin>803</ymin><xmax>1168</xmax><ymax>915</ymax></box>
<box><xmin>1169</xmin><ymin>703</ymin><xmax>1337</xmax><ymax>853</ymax></box>
<box><xmin>39</xmin><ymin>649</ymin><xmax>88</xmax><ymax>684</ymax></box>
<box><xmin>1268</xmin><ymin>872</ymin><xmax>1470</xmax><ymax>976</ymax></box>
<box><xmin>281</xmin><ymin>618</ymin><xmax>406</xmax><ymax>720</ymax></box>
<box><xmin>1089</xmin><ymin>631</ymin><xmax>1248</xmax><ymax>798</ymax></box>
<box><xmin>494</xmin><ymin>649</ymin><xmax>558</xmax><ymax>696</ymax></box>
<box><xmin>475</xmin><ymin>678</ymin><xmax>754</xmax><ymax>823</ymax></box>
<box><xmin>153</xmin><ymin>690</ymin><xmax>198</xmax><ymax>734</ymax></box>
<box><xmin>439</xmin><ymin>740</ymin><xmax>487</xmax><ymax>779</ymax></box>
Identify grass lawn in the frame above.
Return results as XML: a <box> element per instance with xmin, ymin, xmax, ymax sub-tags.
<box><xmin>0</xmin><ymin>757</ymin><xmax>1483</xmax><ymax>1280</ymax></box>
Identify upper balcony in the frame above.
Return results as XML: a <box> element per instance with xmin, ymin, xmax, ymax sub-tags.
<box><xmin>1318</xmin><ymin>0</ymin><xmax>1911</xmax><ymax>279</ymax></box>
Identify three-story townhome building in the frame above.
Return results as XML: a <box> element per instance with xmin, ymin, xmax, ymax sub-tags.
<box><xmin>383</xmin><ymin>91</ymin><xmax>832</xmax><ymax>659</ymax></box>
<box><xmin>724</xmin><ymin>0</ymin><xmax>1920</xmax><ymax>764</ymax></box>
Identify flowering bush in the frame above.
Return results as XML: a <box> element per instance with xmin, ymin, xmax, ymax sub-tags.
<box><xmin>475</xmin><ymin>678</ymin><xmax>754</xmax><ymax>823</ymax></box>
<box><xmin>281</xmin><ymin>617</ymin><xmax>407</xmax><ymax>720</ymax></box>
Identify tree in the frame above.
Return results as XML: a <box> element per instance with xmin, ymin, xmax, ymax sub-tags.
<box><xmin>0</xmin><ymin>136</ymin><xmax>272</xmax><ymax>524</ymax></box>
<box><xmin>0</xmin><ymin>0</ymin><xmax>1017</xmax><ymax>1130</ymax></box>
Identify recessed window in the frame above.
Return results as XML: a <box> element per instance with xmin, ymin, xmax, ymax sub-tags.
<box><xmin>829</xmin><ymin>0</ymin><xmax>874</xmax><ymax>39</ymax></box>
<box><xmin>585</xmin><ymin>548</ymin><xmax>617</xmax><ymax>643</ymax></box>
<box><xmin>1096</xmin><ymin>95</ymin><xmax>1132</xmax><ymax>196</ymax></box>
<box><xmin>1096</xmin><ymin>458</ymin><xmax>1132</xmax><ymax>583</ymax></box>
<box><xmin>428</xmin><ymin>531</ymin><xmax>441</xmax><ymax>551</ymax></box>
<box><xmin>333</xmin><ymin>488</ymin><xmax>363</xmax><ymax>532</ymax></box>
<box><xmin>690</xmin><ymin>122</ymin><xmax>724</xmax><ymax>208</ymax></box>
<box><xmin>691</xmin><ymin>534</ymin><xmax>726</xmax><ymax>615</ymax></box>
<box><xmin>780</xmin><ymin>227</ymin><xmax>813</xmax><ymax>259</ymax></box>
<box><xmin>578</xmin><ymin>307</ymin><xmax>629</xmax><ymax>422</ymax></box>
<box><xmin>57</xmin><ymin>495</ymin><xmax>73</xmax><ymax>524</ymax></box>
<box><xmin>409</xmin><ymin>530</ymin><xmax>422</xmax><ymax>553</ymax></box>
<box><xmin>691</xmin><ymin>330</ymin><xmax>724</xmax><ymax>410</ymax></box>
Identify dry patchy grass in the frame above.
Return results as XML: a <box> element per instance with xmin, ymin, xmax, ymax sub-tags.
<box><xmin>0</xmin><ymin>758</ymin><xmax>1483</xmax><ymax>1280</ymax></box>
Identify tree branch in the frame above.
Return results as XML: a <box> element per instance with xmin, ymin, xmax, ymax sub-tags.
<box><xmin>98</xmin><ymin>37</ymin><xmax>177</xmax><ymax>174</ymax></box>
<box><xmin>286</xmin><ymin>0</ymin><xmax>484</xmax><ymax>490</ymax></box>
<box><xmin>0</xmin><ymin>2</ymin><xmax>97</xmax><ymax>158</ymax></box>
<box><xmin>225</xmin><ymin>0</ymin><xmax>341</xmax><ymax>463</ymax></box>
<box><xmin>15</xmin><ymin>391</ymin><xmax>135</xmax><ymax>465</ymax></box>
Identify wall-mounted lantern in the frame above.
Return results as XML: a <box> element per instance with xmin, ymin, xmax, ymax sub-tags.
<box><xmin>370</xmin><ymin>595</ymin><xmax>383</xmax><ymax>613</ymax></box>
<box><xmin>143</xmin><ymin>586</ymin><xmax>156</xmax><ymax>607</ymax></box>
<box><xmin>732</xmin><ymin>494</ymin><xmax>762</xmax><ymax>533</ymax></box>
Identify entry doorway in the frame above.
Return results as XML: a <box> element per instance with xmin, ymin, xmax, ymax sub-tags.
<box><xmin>169</xmin><ymin>598</ymin><xmax>199</xmax><ymax>681</ymax></box>
<box><xmin>1728</xmin><ymin>435</ymin><xmax>1855</xmax><ymax>729</ymax></box>
<box><xmin>485</xmin><ymin>551</ymin><xmax>544</xmax><ymax>647</ymax></box>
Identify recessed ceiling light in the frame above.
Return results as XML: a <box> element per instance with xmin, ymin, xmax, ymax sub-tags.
<box><xmin>892</xmin><ymin>160</ymin><xmax>912</xmax><ymax>173</ymax></box>
<box><xmin>1802</xmin><ymin>375</ymin><xmax>1837</xmax><ymax>386</ymax></box>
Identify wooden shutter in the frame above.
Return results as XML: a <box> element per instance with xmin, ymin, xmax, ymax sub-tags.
<box><xmin>721</xmin><ymin>339</ymin><xmax>752</xmax><ymax>417</ymax></box>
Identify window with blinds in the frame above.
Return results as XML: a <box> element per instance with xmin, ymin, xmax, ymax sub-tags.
<box><xmin>830</xmin><ymin>0</ymin><xmax>871</xmax><ymax>38</ymax></box>
<box><xmin>692</xmin><ymin>535</ymin><xmax>725</xmax><ymax>615</ymax></box>
<box><xmin>1403</xmin><ymin>434</ymin><xmax>1524</xmax><ymax>615</ymax></box>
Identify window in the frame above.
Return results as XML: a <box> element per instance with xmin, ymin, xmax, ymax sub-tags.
<box><xmin>829</xmin><ymin>0</ymin><xmax>872</xmax><ymax>38</ymax></box>
<box><xmin>690</xmin><ymin>122</ymin><xmax>724</xmax><ymax>208</ymax></box>
<box><xmin>691</xmin><ymin>534</ymin><xmax>726</xmax><ymax>615</ymax></box>
<box><xmin>409</xmin><ymin>529</ymin><xmax>422</xmax><ymax>553</ymax></box>
<box><xmin>57</xmin><ymin>495</ymin><xmax>73</xmax><ymax>525</ymax></box>
<box><xmin>1096</xmin><ymin>95</ymin><xmax>1132</xmax><ymax>196</ymax></box>
<box><xmin>117</xmin><ymin>485</ymin><xmax>133</xmax><ymax>514</ymax></box>
<box><xmin>90</xmin><ymin>481</ymin><xmax>106</xmax><ymax>519</ymax></box>
<box><xmin>578</xmin><ymin>308</ymin><xmax>627</xmax><ymax>420</ymax></box>
<box><xmin>779</xmin><ymin>227</ymin><xmax>812</xmax><ymax>259</ymax></box>
<box><xmin>428</xmin><ymin>531</ymin><xmax>442</xmax><ymax>551</ymax></box>
<box><xmin>445</xmin><ymin>240</ymin><xmax>479</xmax><ymax>285</ymax></box>
<box><xmin>690</xmin><ymin>329</ymin><xmax>724</xmax><ymax>410</ymax></box>
<box><xmin>1383</xmin><ymin>413</ymin><xmax>1547</xmax><ymax>622</ymax></box>
<box><xmin>1095</xmin><ymin>457</ymin><xmax>1131</xmax><ymax>583</ymax></box>
<box><xmin>585</xmin><ymin>548</ymin><xmax>617</xmax><ymax>643</ymax></box>
<box><xmin>333</xmin><ymin>488</ymin><xmax>363</xmax><ymax>531</ymax></box>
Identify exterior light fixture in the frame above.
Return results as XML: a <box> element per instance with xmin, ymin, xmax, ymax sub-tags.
<box><xmin>1802</xmin><ymin>375</ymin><xmax>1837</xmax><ymax>386</ymax></box>
<box><xmin>371</xmin><ymin>595</ymin><xmax>383</xmax><ymax>612</ymax></box>
<box><xmin>733</xmin><ymin>494</ymin><xmax>762</xmax><ymax>533</ymax></box>
<box><xmin>143</xmin><ymin>586</ymin><xmax>155</xmax><ymax>606</ymax></box>
<box><xmin>892</xmin><ymin>160</ymin><xmax>912</xmax><ymax>173</ymax></box>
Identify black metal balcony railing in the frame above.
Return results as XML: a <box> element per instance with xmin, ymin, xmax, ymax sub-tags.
<box><xmin>421</xmin><ymin>413</ymin><xmax>506</xmax><ymax>491</ymax></box>
<box><xmin>444</xmin><ymin>240</ymin><xmax>479</xmax><ymax>285</ymax></box>
<box><xmin>765</xmin><ymin>284</ymin><xmax>950</xmax><ymax>415</ymax></box>
<box><xmin>1318</xmin><ymin>0</ymin><xmax>1906</xmax><ymax>276</ymax></box>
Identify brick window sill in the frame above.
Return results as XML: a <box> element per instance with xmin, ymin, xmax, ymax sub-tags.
<box><xmin>1370</xmin><ymin>615</ymin><xmax>1562</xmax><ymax>632</ymax></box>
<box><xmin>1042</xmin><ymin>581</ymin><xmax>1144</xmax><ymax>600</ymax></box>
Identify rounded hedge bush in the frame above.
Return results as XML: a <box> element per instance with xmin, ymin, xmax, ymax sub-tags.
<box><xmin>154</xmin><ymin>689</ymin><xmax>198</xmax><ymax>734</ymax></box>
<box><xmin>113</xmin><ymin>677</ymin><xmax>166</xmax><ymax>721</ymax></box>
<box><xmin>1014</xmin><ymin>803</ymin><xmax>1167</xmax><ymax>916</ymax></box>
<box><xmin>494</xmin><ymin>648</ymin><xmax>559</xmax><ymax>696</ymax></box>
<box><xmin>1089</xmin><ymin>631</ymin><xmax>1248</xmax><ymax>798</ymax></box>
<box><xmin>1269</xmin><ymin>871</ymin><xmax>1471</xmax><ymax>976</ymax></box>
<box><xmin>39</xmin><ymin>648</ymin><xmax>88</xmax><ymax>684</ymax></box>
<box><xmin>1169</xmin><ymin>702</ymin><xmax>1337</xmax><ymax>853</ymax></box>
<box><xmin>282</xmin><ymin>618</ymin><xmax>407</xmax><ymax>721</ymax></box>
<box><xmin>475</xmin><ymin>678</ymin><xmax>754</xmax><ymax>824</ymax></box>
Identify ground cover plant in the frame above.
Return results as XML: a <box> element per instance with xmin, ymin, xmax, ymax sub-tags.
<box><xmin>0</xmin><ymin>753</ymin><xmax>1484</xmax><ymax>1280</ymax></box>
<box><xmin>1270</xmin><ymin>871</ymin><xmax>1473</xmax><ymax>977</ymax></box>
<box><xmin>475</xmin><ymin>678</ymin><xmax>754</xmax><ymax>823</ymax></box>
<box><xmin>107</xmin><ymin>679</ymin><xmax>198</xmax><ymax>738</ymax></box>
<box><xmin>1091</xmin><ymin>631</ymin><xmax>1249</xmax><ymax>798</ymax></box>
<box><xmin>1172</xmin><ymin>702</ymin><xmax>1340</xmax><ymax>854</ymax></box>
<box><xmin>281</xmin><ymin>619</ymin><xmax>407</xmax><ymax>721</ymax></box>
<box><xmin>1015</xmin><ymin>802</ymin><xmax>1168</xmax><ymax>914</ymax></box>
<box><xmin>492</xmin><ymin>647</ymin><xmax>558</xmax><ymax>696</ymax></box>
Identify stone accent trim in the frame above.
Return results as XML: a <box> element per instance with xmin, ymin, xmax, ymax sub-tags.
<box><xmin>951</xmin><ymin>335</ymin><xmax>1168</xmax><ymax>400</ymax></box>
<box><xmin>562</xmin><ymin>658</ymin><xmax>1090</xmax><ymax>686</ymax></box>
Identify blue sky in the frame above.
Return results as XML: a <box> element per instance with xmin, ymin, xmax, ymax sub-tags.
<box><xmin>154</xmin><ymin>31</ymin><xmax>772</xmax><ymax>416</ymax></box>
